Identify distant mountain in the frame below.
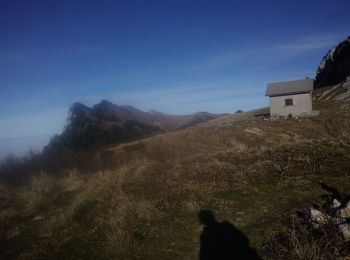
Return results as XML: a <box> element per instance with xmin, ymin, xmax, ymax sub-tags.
<box><xmin>315</xmin><ymin>36</ymin><xmax>350</xmax><ymax>89</ymax></box>
<box><xmin>44</xmin><ymin>100</ymin><xmax>226</xmax><ymax>152</ymax></box>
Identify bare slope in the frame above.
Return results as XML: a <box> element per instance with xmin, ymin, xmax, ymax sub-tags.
<box><xmin>314</xmin><ymin>77</ymin><xmax>350</xmax><ymax>102</ymax></box>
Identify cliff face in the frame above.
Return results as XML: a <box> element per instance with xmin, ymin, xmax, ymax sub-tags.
<box><xmin>315</xmin><ymin>36</ymin><xmax>350</xmax><ymax>89</ymax></box>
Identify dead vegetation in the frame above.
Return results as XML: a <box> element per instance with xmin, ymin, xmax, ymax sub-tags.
<box><xmin>262</xmin><ymin>217</ymin><xmax>349</xmax><ymax>260</ymax></box>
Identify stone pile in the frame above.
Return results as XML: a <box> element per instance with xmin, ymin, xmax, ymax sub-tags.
<box><xmin>297</xmin><ymin>182</ymin><xmax>350</xmax><ymax>240</ymax></box>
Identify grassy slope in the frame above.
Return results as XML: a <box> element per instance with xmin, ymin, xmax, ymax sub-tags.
<box><xmin>1</xmin><ymin>100</ymin><xmax>350</xmax><ymax>259</ymax></box>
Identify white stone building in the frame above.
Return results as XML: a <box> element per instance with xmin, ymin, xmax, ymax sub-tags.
<box><xmin>265</xmin><ymin>78</ymin><xmax>314</xmax><ymax>117</ymax></box>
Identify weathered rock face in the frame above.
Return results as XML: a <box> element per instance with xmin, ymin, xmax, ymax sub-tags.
<box><xmin>315</xmin><ymin>36</ymin><xmax>350</xmax><ymax>89</ymax></box>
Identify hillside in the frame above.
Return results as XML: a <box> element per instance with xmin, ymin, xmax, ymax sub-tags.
<box><xmin>314</xmin><ymin>76</ymin><xmax>350</xmax><ymax>102</ymax></box>
<box><xmin>44</xmin><ymin>100</ymin><xmax>226</xmax><ymax>152</ymax></box>
<box><xmin>2</xmin><ymin>34</ymin><xmax>350</xmax><ymax>257</ymax></box>
<box><xmin>1</xmin><ymin>94</ymin><xmax>350</xmax><ymax>259</ymax></box>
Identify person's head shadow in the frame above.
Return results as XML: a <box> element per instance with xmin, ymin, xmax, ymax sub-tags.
<box><xmin>198</xmin><ymin>210</ymin><xmax>261</xmax><ymax>260</ymax></box>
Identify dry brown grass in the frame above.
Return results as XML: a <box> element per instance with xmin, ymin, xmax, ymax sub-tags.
<box><xmin>2</xmin><ymin>101</ymin><xmax>350</xmax><ymax>259</ymax></box>
<box><xmin>16</xmin><ymin>173</ymin><xmax>58</xmax><ymax>215</ymax></box>
<box><xmin>262</xmin><ymin>217</ymin><xmax>350</xmax><ymax>260</ymax></box>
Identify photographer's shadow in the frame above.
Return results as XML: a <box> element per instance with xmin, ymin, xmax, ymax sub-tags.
<box><xmin>198</xmin><ymin>210</ymin><xmax>260</xmax><ymax>260</ymax></box>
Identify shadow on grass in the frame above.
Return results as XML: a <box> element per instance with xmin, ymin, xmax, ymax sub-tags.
<box><xmin>198</xmin><ymin>209</ymin><xmax>261</xmax><ymax>260</ymax></box>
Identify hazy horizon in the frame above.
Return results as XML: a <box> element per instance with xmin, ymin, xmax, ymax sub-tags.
<box><xmin>0</xmin><ymin>135</ymin><xmax>52</xmax><ymax>159</ymax></box>
<box><xmin>1</xmin><ymin>0</ymin><xmax>350</xmax><ymax>156</ymax></box>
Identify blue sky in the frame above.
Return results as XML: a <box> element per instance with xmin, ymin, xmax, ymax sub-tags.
<box><xmin>1</xmin><ymin>0</ymin><xmax>349</xmax><ymax>156</ymax></box>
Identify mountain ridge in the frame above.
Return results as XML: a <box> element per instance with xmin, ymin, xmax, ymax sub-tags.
<box><xmin>44</xmin><ymin>100</ymin><xmax>226</xmax><ymax>152</ymax></box>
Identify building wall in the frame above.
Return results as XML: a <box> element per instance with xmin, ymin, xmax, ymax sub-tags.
<box><xmin>269</xmin><ymin>93</ymin><xmax>312</xmax><ymax>117</ymax></box>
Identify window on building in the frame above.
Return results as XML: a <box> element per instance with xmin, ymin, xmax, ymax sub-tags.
<box><xmin>285</xmin><ymin>98</ymin><xmax>293</xmax><ymax>106</ymax></box>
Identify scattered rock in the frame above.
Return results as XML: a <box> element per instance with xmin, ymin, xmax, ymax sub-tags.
<box><xmin>33</xmin><ymin>215</ymin><xmax>45</xmax><ymax>221</ymax></box>
<box><xmin>339</xmin><ymin>223</ymin><xmax>350</xmax><ymax>240</ymax></box>
<box><xmin>333</xmin><ymin>199</ymin><xmax>341</xmax><ymax>208</ymax></box>
<box><xmin>310</xmin><ymin>208</ymin><xmax>327</xmax><ymax>225</ymax></box>
<box><xmin>297</xmin><ymin>182</ymin><xmax>350</xmax><ymax>240</ymax></box>
<box><xmin>340</xmin><ymin>202</ymin><xmax>350</xmax><ymax>219</ymax></box>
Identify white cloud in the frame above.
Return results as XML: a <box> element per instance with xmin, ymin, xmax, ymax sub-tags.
<box><xmin>182</xmin><ymin>32</ymin><xmax>345</xmax><ymax>71</ymax></box>
<box><xmin>274</xmin><ymin>33</ymin><xmax>342</xmax><ymax>53</ymax></box>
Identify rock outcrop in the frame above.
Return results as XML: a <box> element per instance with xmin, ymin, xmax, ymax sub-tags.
<box><xmin>313</xmin><ymin>76</ymin><xmax>350</xmax><ymax>101</ymax></box>
<box><xmin>315</xmin><ymin>36</ymin><xmax>350</xmax><ymax>89</ymax></box>
<box><xmin>297</xmin><ymin>182</ymin><xmax>350</xmax><ymax>240</ymax></box>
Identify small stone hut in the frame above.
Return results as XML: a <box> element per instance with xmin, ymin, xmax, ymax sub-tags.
<box><xmin>265</xmin><ymin>78</ymin><xmax>314</xmax><ymax>117</ymax></box>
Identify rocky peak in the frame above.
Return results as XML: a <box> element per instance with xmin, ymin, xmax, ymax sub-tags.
<box><xmin>66</xmin><ymin>103</ymin><xmax>93</xmax><ymax>129</ymax></box>
<box><xmin>69</xmin><ymin>102</ymin><xmax>91</xmax><ymax>115</ymax></box>
<box><xmin>93</xmin><ymin>99</ymin><xmax>116</xmax><ymax>110</ymax></box>
<box><xmin>92</xmin><ymin>100</ymin><xmax>121</xmax><ymax>121</ymax></box>
<box><xmin>315</xmin><ymin>36</ymin><xmax>350</xmax><ymax>88</ymax></box>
